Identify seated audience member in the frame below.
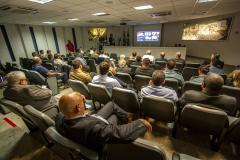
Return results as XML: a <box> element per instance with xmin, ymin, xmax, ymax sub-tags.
<box><xmin>209</xmin><ymin>57</ymin><xmax>224</xmax><ymax>75</ymax></box>
<box><xmin>54</xmin><ymin>54</ymin><xmax>67</xmax><ymax>66</ymax></box>
<box><xmin>135</xmin><ymin>58</ymin><xmax>154</xmax><ymax>77</ymax></box>
<box><xmin>56</xmin><ymin>92</ymin><xmax>151</xmax><ymax>151</ymax></box>
<box><xmin>69</xmin><ymin>59</ymin><xmax>92</xmax><ymax>84</ymax></box>
<box><xmin>119</xmin><ymin>54</ymin><xmax>126</xmax><ymax>61</ymax></box>
<box><xmin>99</xmin><ymin>52</ymin><xmax>109</xmax><ymax>59</ymax></box>
<box><xmin>32</xmin><ymin>57</ymin><xmax>68</xmax><ymax>86</ymax></box>
<box><xmin>131</xmin><ymin>56</ymin><xmax>142</xmax><ymax>66</ymax></box>
<box><xmin>141</xmin><ymin>70</ymin><xmax>178</xmax><ymax>102</ymax></box>
<box><xmin>47</xmin><ymin>53</ymin><xmax>55</xmax><ymax>66</ymax></box>
<box><xmin>164</xmin><ymin>59</ymin><xmax>184</xmax><ymax>86</ymax></box>
<box><xmin>211</xmin><ymin>53</ymin><xmax>224</xmax><ymax>69</ymax></box>
<box><xmin>92</xmin><ymin>62</ymin><xmax>122</xmax><ymax>89</ymax></box>
<box><xmin>39</xmin><ymin>50</ymin><xmax>46</xmax><ymax>59</ymax></box>
<box><xmin>174</xmin><ymin>52</ymin><xmax>185</xmax><ymax>66</ymax></box>
<box><xmin>180</xmin><ymin>73</ymin><xmax>236</xmax><ymax>111</ymax></box>
<box><xmin>156</xmin><ymin>52</ymin><xmax>168</xmax><ymax>62</ymax></box>
<box><xmin>104</xmin><ymin>58</ymin><xmax>116</xmax><ymax>76</ymax></box>
<box><xmin>47</xmin><ymin>50</ymin><xmax>52</xmax><ymax>55</ymax></box>
<box><xmin>232</xmin><ymin>70</ymin><xmax>240</xmax><ymax>88</ymax></box>
<box><xmin>142</xmin><ymin>50</ymin><xmax>155</xmax><ymax>63</ymax></box>
<box><xmin>117</xmin><ymin>59</ymin><xmax>132</xmax><ymax>75</ymax></box>
<box><xmin>75</xmin><ymin>48</ymin><xmax>84</xmax><ymax>57</ymax></box>
<box><xmin>3</xmin><ymin>71</ymin><xmax>57</xmax><ymax>113</ymax></box>
<box><xmin>190</xmin><ymin>65</ymin><xmax>209</xmax><ymax>84</ymax></box>
<box><xmin>129</xmin><ymin>52</ymin><xmax>137</xmax><ymax>61</ymax></box>
<box><xmin>228</xmin><ymin>65</ymin><xmax>240</xmax><ymax>79</ymax></box>
<box><xmin>32</xmin><ymin>52</ymin><xmax>39</xmax><ymax>58</ymax></box>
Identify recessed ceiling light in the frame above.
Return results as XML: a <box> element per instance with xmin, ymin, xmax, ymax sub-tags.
<box><xmin>92</xmin><ymin>12</ymin><xmax>109</xmax><ymax>16</ymax></box>
<box><xmin>28</xmin><ymin>0</ymin><xmax>54</xmax><ymax>4</ymax></box>
<box><xmin>42</xmin><ymin>21</ymin><xmax>56</xmax><ymax>24</ymax></box>
<box><xmin>134</xmin><ymin>5</ymin><xmax>153</xmax><ymax>10</ymax></box>
<box><xmin>68</xmin><ymin>18</ymin><xmax>79</xmax><ymax>21</ymax></box>
<box><xmin>197</xmin><ymin>0</ymin><xmax>218</xmax><ymax>3</ymax></box>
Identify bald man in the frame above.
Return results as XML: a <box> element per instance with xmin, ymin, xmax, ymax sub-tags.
<box><xmin>56</xmin><ymin>92</ymin><xmax>151</xmax><ymax>151</ymax></box>
<box><xmin>156</xmin><ymin>52</ymin><xmax>168</xmax><ymax>62</ymax></box>
<box><xmin>32</xmin><ymin>56</ymin><xmax>68</xmax><ymax>86</ymax></box>
<box><xmin>180</xmin><ymin>73</ymin><xmax>236</xmax><ymax>115</ymax></box>
<box><xmin>174</xmin><ymin>52</ymin><xmax>185</xmax><ymax>66</ymax></box>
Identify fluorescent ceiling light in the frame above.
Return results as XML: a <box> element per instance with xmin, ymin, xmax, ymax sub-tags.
<box><xmin>28</xmin><ymin>0</ymin><xmax>54</xmax><ymax>4</ymax></box>
<box><xmin>42</xmin><ymin>21</ymin><xmax>56</xmax><ymax>24</ymax></box>
<box><xmin>197</xmin><ymin>0</ymin><xmax>218</xmax><ymax>3</ymax></box>
<box><xmin>68</xmin><ymin>18</ymin><xmax>79</xmax><ymax>21</ymax></box>
<box><xmin>92</xmin><ymin>12</ymin><xmax>108</xmax><ymax>16</ymax></box>
<box><xmin>134</xmin><ymin>5</ymin><xmax>153</xmax><ymax>10</ymax></box>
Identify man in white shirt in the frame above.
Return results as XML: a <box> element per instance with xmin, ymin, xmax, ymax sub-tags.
<box><xmin>92</xmin><ymin>62</ymin><xmax>122</xmax><ymax>90</ymax></box>
<box><xmin>142</xmin><ymin>50</ymin><xmax>155</xmax><ymax>63</ymax></box>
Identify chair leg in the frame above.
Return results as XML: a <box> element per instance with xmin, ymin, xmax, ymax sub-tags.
<box><xmin>172</xmin><ymin>122</ymin><xmax>177</xmax><ymax>138</ymax></box>
<box><xmin>231</xmin><ymin>143</ymin><xmax>237</xmax><ymax>156</ymax></box>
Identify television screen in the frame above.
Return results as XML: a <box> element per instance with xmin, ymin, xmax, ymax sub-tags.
<box><xmin>137</xmin><ymin>31</ymin><xmax>160</xmax><ymax>42</ymax></box>
<box><xmin>182</xmin><ymin>18</ymin><xmax>232</xmax><ymax>41</ymax></box>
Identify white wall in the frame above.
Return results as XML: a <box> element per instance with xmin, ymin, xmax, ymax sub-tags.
<box><xmin>161</xmin><ymin>12</ymin><xmax>240</xmax><ymax>65</ymax></box>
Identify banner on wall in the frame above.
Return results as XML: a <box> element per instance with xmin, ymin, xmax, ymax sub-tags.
<box><xmin>88</xmin><ymin>28</ymin><xmax>107</xmax><ymax>41</ymax></box>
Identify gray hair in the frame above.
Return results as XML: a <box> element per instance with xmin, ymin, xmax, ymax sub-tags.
<box><xmin>6</xmin><ymin>71</ymin><xmax>26</xmax><ymax>85</ymax></box>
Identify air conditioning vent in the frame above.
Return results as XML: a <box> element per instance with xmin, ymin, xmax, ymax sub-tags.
<box><xmin>0</xmin><ymin>5</ymin><xmax>38</xmax><ymax>14</ymax></box>
<box><xmin>151</xmin><ymin>11</ymin><xmax>172</xmax><ymax>18</ymax></box>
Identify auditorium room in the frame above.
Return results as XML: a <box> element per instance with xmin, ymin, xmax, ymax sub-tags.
<box><xmin>1</xmin><ymin>0</ymin><xmax>240</xmax><ymax>159</ymax></box>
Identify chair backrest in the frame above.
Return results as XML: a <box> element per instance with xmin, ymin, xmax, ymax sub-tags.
<box><xmin>164</xmin><ymin>79</ymin><xmax>179</xmax><ymax>93</ymax></box>
<box><xmin>87</xmin><ymin>59</ymin><xmax>97</xmax><ymax>73</ymax></box>
<box><xmin>182</xmin><ymin>81</ymin><xmax>202</xmax><ymax>94</ymax></box>
<box><xmin>130</xmin><ymin>65</ymin><xmax>139</xmax><ymax>73</ymax></box>
<box><xmin>134</xmin><ymin>75</ymin><xmax>151</xmax><ymax>92</ymax></box>
<box><xmin>69</xmin><ymin>79</ymin><xmax>91</xmax><ymax>99</ymax></box>
<box><xmin>115</xmin><ymin>72</ymin><xmax>132</xmax><ymax>84</ymax></box>
<box><xmin>186</xmin><ymin>63</ymin><xmax>201</xmax><ymax>68</ymax></box>
<box><xmin>45</xmin><ymin>127</ymin><xmax>99</xmax><ymax>160</ymax></box>
<box><xmin>112</xmin><ymin>87</ymin><xmax>140</xmax><ymax>113</ymax></box>
<box><xmin>0</xmin><ymin>98</ymin><xmax>35</xmax><ymax>128</ymax></box>
<box><xmin>88</xmin><ymin>83</ymin><xmax>111</xmax><ymax>105</ymax></box>
<box><xmin>28</xmin><ymin>70</ymin><xmax>46</xmax><ymax>85</ymax></box>
<box><xmin>46</xmin><ymin>77</ymin><xmax>59</xmax><ymax>96</ymax></box>
<box><xmin>107</xmin><ymin>138</ymin><xmax>166</xmax><ymax>160</ymax></box>
<box><xmin>175</xmin><ymin>62</ymin><xmax>184</xmax><ymax>72</ymax></box>
<box><xmin>155</xmin><ymin>61</ymin><xmax>166</xmax><ymax>69</ymax></box>
<box><xmin>180</xmin><ymin>104</ymin><xmax>229</xmax><ymax>136</ymax></box>
<box><xmin>221</xmin><ymin>85</ymin><xmax>240</xmax><ymax>114</ymax></box>
<box><xmin>23</xmin><ymin>105</ymin><xmax>55</xmax><ymax>132</ymax></box>
<box><xmin>182</xmin><ymin>67</ymin><xmax>198</xmax><ymax>81</ymax></box>
<box><xmin>225</xmin><ymin>117</ymin><xmax>240</xmax><ymax>144</ymax></box>
<box><xmin>141</xmin><ymin>96</ymin><xmax>176</xmax><ymax>122</ymax></box>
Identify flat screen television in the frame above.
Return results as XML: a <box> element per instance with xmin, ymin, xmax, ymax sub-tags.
<box><xmin>137</xmin><ymin>30</ymin><xmax>160</xmax><ymax>42</ymax></box>
<box><xmin>182</xmin><ymin>18</ymin><xmax>232</xmax><ymax>41</ymax></box>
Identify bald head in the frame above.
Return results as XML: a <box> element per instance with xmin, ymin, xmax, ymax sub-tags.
<box><xmin>59</xmin><ymin>92</ymin><xmax>85</xmax><ymax>119</ymax></box>
<box><xmin>33</xmin><ymin>56</ymin><xmax>42</xmax><ymax>64</ymax></box>
<box><xmin>160</xmin><ymin>52</ymin><xmax>165</xmax><ymax>57</ymax></box>
<box><xmin>202</xmin><ymin>73</ymin><xmax>224</xmax><ymax>95</ymax></box>
<box><xmin>176</xmin><ymin>52</ymin><xmax>181</xmax><ymax>58</ymax></box>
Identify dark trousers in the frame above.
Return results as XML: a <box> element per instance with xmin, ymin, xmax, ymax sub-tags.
<box><xmin>97</xmin><ymin>102</ymin><xmax>129</xmax><ymax>125</ymax></box>
<box><xmin>57</xmin><ymin>72</ymin><xmax>68</xmax><ymax>84</ymax></box>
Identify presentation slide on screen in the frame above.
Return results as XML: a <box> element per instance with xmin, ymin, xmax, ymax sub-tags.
<box><xmin>137</xmin><ymin>30</ymin><xmax>160</xmax><ymax>42</ymax></box>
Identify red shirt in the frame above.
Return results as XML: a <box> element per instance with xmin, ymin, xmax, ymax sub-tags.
<box><xmin>66</xmin><ymin>42</ymin><xmax>74</xmax><ymax>52</ymax></box>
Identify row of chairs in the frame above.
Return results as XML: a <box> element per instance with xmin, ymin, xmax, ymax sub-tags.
<box><xmin>0</xmin><ymin>98</ymin><xmax>198</xmax><ymax>160</ymax></box>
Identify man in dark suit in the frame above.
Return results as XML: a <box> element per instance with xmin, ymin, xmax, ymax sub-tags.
<box><xmin>180</xmin><ymin>73</ymin><xmax>236</xmax><ymax>115</ymax></box>
<box><xmin>135</xmin><ymin>58</ymin><xmax>154</xmax><ymax>77</ymax></box>
<box><xmin>56</xmin><ymin>92</ymin><xmax>151</xmax><ymax>152</ymax></box>
<box><xmin>3</xmin><ymin>71</ymin><xmax>58</xmax><ymax>118</ymax></box>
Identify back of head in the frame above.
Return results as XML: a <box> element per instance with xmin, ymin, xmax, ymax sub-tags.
<box><xmin>199</xmin><ymin>65</ymin><xmax>209</xmax><ymax>75</ymax></box>
<box><xmin>72</xmin><ymin>59</ymin><xmax>81</xmax><ymax>69</ymax></box>
<box><xmin>136</xmin><ymin>56</ymin><xmax>142</xmax><ymax>62</ymax></box>
<box><xmin>176</xmin><ymin>52</ymin><xmax>181</xmax><ymax>58</ymax></box>
<box><xmin>33</xmin><ymin>56</ymin><xmax>41</xmax><ymax>64</ymax></box>
<box><xmin>142</xmin><ymin>58</ymin><xmax>151</xmax><ymax>67</ymax></box>
<box><xmin>47</xmin><ymin>53</ymin><xmax>53</xmax><ymax>60</ymax></box>
<box><xmin>160</xmin><ymin>52</ymin><xmax>165</xmax><ymax>57</ymax></box>
<box><xmin>146</xmin><ymin>50</ymin><xmax>151</xmax><ymax>55</ymax></box>
<box><xmin>6</xmin><ymin>71</ymin><xmax>26</xmax><ymax>86</ymax></box>
<box><xmin>132</xmin><ymin>52</ymin><xmax>137</xmax><ymax>57</ymax></box>
<box><xmin>167</xmin><ymin>59</ymin><xmax>176</xmax><ymax>70</ymax></box>
<box><xmin>47</xmin><ymin>50</ymin><xmax>51</xmax><ymax>54</ymax></box>
<box><xmin>119</xmin><ymin>54</ymin><xmax>125</xmax><ymax>60</ymax></box>
<box><xmin>39</xmin><ymin>50</ymin><xmax>44</xmax><ymax>54</ymax></box>
<box><xmin>203</xmin><ymin>73</ymin><xmax>224</xmax><ymax>95</ymax></box>
<box><xmin>233</xmin><ymin>70</ymin><xmax>240</xmax><ymax>88</ymax></box>
<box><xmin>100</xmin><ymin>62</ymin><xmax>110</xmax><ymax>75</ymax></box>
<box><xmin>152</xmin><ymin>70</ymin><xmax>165</xmax><ymax>86</ymax></box>
<box><xmin>118</xmin><ymin>59</ymin><xmax>126</xmax><ymax>68</ymax></box>
<box><xmin>59</xmin><ymin>92</ymin><xmax>85</xmax><ymax>119</ymax></box>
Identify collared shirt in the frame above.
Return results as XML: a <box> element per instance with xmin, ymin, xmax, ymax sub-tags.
<box><xmin>209</xmin><ymin>66</ymin><xmax>224</xmax><ymax>75</ymax></box>
<box><xmin>142</xmin><ymin>55</ymin><xmax>155</xmax><ymax>63</ymax></box>
<box><xmin>141</xmin><ymin>85</ymin><xmax>178</xmax><ymax>102</ymax></box>
<box><xmin>32</xmin><ymin>64</ymin><xmax>48</xmax><ymax>77</ymax></box>
<box><xmin>190</xmin><ymin>75</ymin><xmax>206</xmax><ymax>84</ymax></box>
<box><xmin>69</xmin><ymin>69</ymin><xmax>92</xmax><ymax>84</ymax></box>
<box><xmin>92</xmin><ymin>75</ymin><xmax>122</xmax><ymax>89</ymax></box>
<box><xmin>164</xmin><ymin>69</ymin><xmax>184</xmax><ymax>86</ymax></box>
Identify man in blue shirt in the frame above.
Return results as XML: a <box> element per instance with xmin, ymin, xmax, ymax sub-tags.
<box><xmin>32</xmin><ymin>57</ymin><xmax>68</xmax><ymax>86</ymax></box>
<box><xmin>141</xmin><ymin>70</ymin><xmax>178</xmax><ymax>102</ymax></box>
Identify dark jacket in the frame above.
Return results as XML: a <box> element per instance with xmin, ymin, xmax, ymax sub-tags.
<box><xmin>56</xmin><ymin>113</ymin><xmax>146</xmax><ymax>151</ymax></box>
<box><xmin>180</xmin><ymin>90</ymin><xmax>237</xmax><ymax>115</ymax></box>
<box><xmin>3</xmin><ymin>85</ymin><xmax>57</xmax><ymax>111</ymax></box>
<box><xmin>135</xmin><ymin>67</ymin><xmax>154</xmax><ymax>77</ymax></box>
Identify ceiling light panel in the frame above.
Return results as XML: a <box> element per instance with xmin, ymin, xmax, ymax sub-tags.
<box><xmin>28</xmin><ymin>0</ymin><xmax>54</xmax><ymax>4</ymax></box>
<box><xmin>197</xmin><ymin>0</ymin><xmax>218</xmax><ymax>3</ymax></box>
<box><xmin>42</xmin><ymin>21</ymin><xmax>56</xmax><ymax>24</ymax></box>
<box><xmin>134</xmin><ymin>5</ymin><xmax>153</xmax><ymax>10</ymax></box>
